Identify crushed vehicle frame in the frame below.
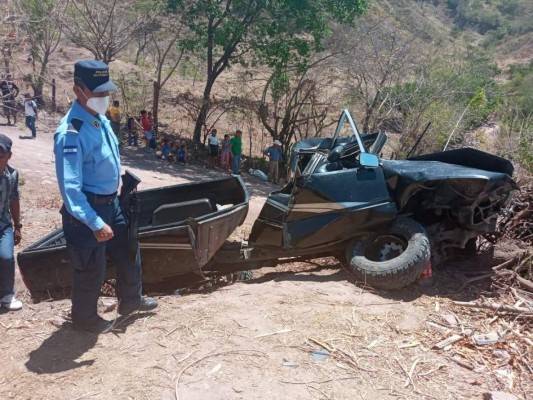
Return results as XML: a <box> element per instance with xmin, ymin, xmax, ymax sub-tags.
<box><xmin>18</xmin><ymin>109</ymin><xmax>517</xmax><ymax>297</ymax></box>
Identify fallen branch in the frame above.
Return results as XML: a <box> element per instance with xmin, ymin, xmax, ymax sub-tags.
<box><xmin>448</xmin><ymin>356</ymin><xmax>474</xmax><ymax>370</ymax></box>
<box><xmin>280</xmin><ymin>376</ymin><xmax>356</xmax><ymax>385</ymax></box>
<box><xmin>308</xmin><ymin>337</ymin><xmax>336</xmax><ymax>353</ymax></box>
<box><xmin>452</xmin><ymin>301</ymin><xmax>531</xmax><ymax>314</ymax></box>
<box><xmin>404</xmin><ymin>357</ymin><xmax>421</xmax><ymax>388</ymax></box>
<box><xmin>334</xmin><ymin>348</ymin><xmax>377</xmax><ymax>373</ymax></box>
<box><xmin>432</xmin><ymin>334</ymin><xmax>463</xmax><ymax>350</ymax></box>
<box><xmin>459</xmin><ymin>273</ymin><xmax>493</xmax><ymax>290</ymax></box>
<box><xmin>255</xmin><ymin>328</ymin><xmax>292</xmax><ymax>338</ymax></box>
<box><xmin>516</xmin><ymin>275</ymin><xmax>533</xmax><ymax>293</ymax></box>
<box><xmin>492</xmin><ymin>256</ymin><xmax>520</xmax><ymax>271</ymax></box>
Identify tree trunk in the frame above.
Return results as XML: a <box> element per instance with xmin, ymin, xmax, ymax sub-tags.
<box><xmin>31</xmin><ymin>83</ymin><xmax>45</xmax><ymax>107</ymax></box>
<box><xmin>192</xmin><ymin>78</ymin><xmax>215</xmax><ymax>144</ymax></box>
<box><xmin>152</xmin><ymin>81</ymin><xmax>160</xmax><ymax>137</ymax></box>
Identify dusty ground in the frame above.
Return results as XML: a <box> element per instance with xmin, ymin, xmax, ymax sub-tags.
<box><xmin>0</xmin><ymin>121</ymin><xmax>531</xmax><ymax>400</ymax></box>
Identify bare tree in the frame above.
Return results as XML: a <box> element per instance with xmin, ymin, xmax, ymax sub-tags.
<box><xmin>58</xmin><ymin>0</ymin><xmax>155</xmax><ymax>64</ymax></box>
<box><xmin>175</xmin><ymin>91</ymin><xmax>240</xmax><ymax>146</ymax></box>
<box><xmin>249</xmin><ymin>54</ymin><xmax>339</xmax><ymax>151</ymax></box>
<box><xmin>15</xmin><ymin>0</ymin><xmax>64</xmax><ymax>104</ymax></box>
<box><xmin>0</xmin><ymin>11</ymin><xmax>24</xmax><ymax>74</ymax></box>
<box><xmin>147</xmin><ymin>19</ymin><xmax>186</xmax><ymax>135</ymax></box>
<box><xmin>335</xmin><ymin>16</ymin><xmax>421</xmax><ymax>133</ymax></box>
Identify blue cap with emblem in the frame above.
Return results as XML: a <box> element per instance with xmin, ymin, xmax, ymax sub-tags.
<box><xmin>74</xmin><ymin>59</ymin><xmax>117</xmax><ymax>93</ymax></box>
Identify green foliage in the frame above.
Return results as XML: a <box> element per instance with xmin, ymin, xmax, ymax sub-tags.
<box><xmin>376</xmin><ymin>48</ymin><xmax>503</xmax><ymax>156</ymax></box>
<box><xmin>251</xmin><ymin>156</ymin><xmax>268</xmax><ymax>171</ymax></box>
<box><xmin>500</xmin><ymin>62</ymin><xmax>533</xmax><ymax>172</ymax></box>
<box><xmin>467</xmin><ymin>89</ymin><xmax>489</xmax><ymax>127</ymax></box>
<box><xmin>441</xmin><ymin>0</ymin><xmax>533</xmax><ymax>44</ymax></box>
<box><xmin>172</xmin><ymin>0</ymin><xmax>368</xmax><ymax>74</ymax></box>
<box><xmin>178</xmin><ymin>59</ymin><xmax>201</xmax><ymax>80</ymax></box>
<box><xmin>518</xmin><ymin>132</ymin><xmax>533</xmax><ymax>173</ymax></box>
<box><xmin>167</xmin><ymin>0</ymin><xmax>367</xmax><ymax>143</ymax></box>
<box><xmin>270</xmin><ymin>70</ymin><xmax>290</xmax><ymax>102</ymax></box>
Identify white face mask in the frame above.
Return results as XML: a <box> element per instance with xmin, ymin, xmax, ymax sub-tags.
<box><xmin>86</xmin><ymin>96</ymin><xmax>110</xmax><ymax>116</ymax></box>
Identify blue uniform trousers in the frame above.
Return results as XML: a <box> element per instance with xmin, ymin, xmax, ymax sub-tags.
<box><xmin>61</xmin><ymin>197</ymin><xmax>141</xmax><ymax>324</ymax></box>
<box><xmin>0</xmin><ymin>225</ymin><xmax>15</xmax><ymax>298</ymax></box>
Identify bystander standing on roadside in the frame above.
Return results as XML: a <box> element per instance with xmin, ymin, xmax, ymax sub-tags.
<box><xmin>107</xmin><ymin>100</ymin><xmax>121</xmax><ymax>137</ymax></box>
<box><xmin>53</xmin><ymin>60</ymin><xmax>158</xmax><ymax>333</ymax></box>
<box><xmin>264</xmin><ymin>140</ymin><xmax>283</xmax><ymax>184</ymax></box>
<box><xmin>0</xmin><ymin>134</ymin><xmax>23</xmax><ymax>311</ymax></box>
<box><xmin>22</xmin><ymin>93</ymin><xmax>37</xmax><ymax>139</ymax></box>
<box><xmin>0</xmin><ymin>74</ymin><xmax>19</xmax><ymax>126</ymax></box>
<box><xmin>220</xmin><ymin>133</ymin><xmax>231</xmax><ymax>171</ymax></box>
<box><xmin>207</xmin><ymin>128</ymin><xmax>219</xmax><ymax>168</ymax></box>
<box><xmin>126</xmin><ymin>116</ymin><xmax>138</xmax><ymax>147</ymax></box>
<box><xmin>140</xmin><ymin>110</ymin><xmax>156</xmax><ymax>149</ymax></box>
<box><xmin>230</xmin><ymin>129</ymin><xmax>243</xmax><ymax>175</ymax></box>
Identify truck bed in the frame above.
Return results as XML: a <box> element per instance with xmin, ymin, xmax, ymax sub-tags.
<box><xmin>17</xmin><ymin>176</ymin><xmax>249</xmax><ymax>299</ymax></box>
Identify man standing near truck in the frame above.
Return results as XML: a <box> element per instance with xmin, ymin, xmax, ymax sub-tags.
<box><xmin>264</xmin><ymin>140</ymin><xmax>283</xmax><ymax>184</ymax></box>
<box><xmin>230</xmin><ymin>129</ymin><xmax>243</xmax><ymax>175</ymax></box>
<box><xmin>54</xmin><ymin>60</ymin><xmax>157</xmax><ymax>333</ymax></box>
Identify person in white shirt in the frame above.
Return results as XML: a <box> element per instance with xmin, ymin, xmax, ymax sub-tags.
<box><xmin>23</xmin><ymin>93</ymin><xmax>37</xmax><ymax>139</ymax></box>
<box><xmin>207</xmin><ymin>128</ymin><xmax>219</xmax><ymax>168</ymax></box>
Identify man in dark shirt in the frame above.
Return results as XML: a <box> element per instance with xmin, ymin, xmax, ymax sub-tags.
<box><xmin>0</xmin><ymin>134</ymin><xmax>23</xmax><ymax>311</ymax></box>
<box><xmin>0</xmin><ymin>74</ymin><xmax>19</xmax><ymax>126</ymax></box>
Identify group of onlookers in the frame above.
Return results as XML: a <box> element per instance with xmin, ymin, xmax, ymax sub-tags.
<box><xmin>157</xmin><ymin>138</ymin><xmax>188</xmax><ymax>165</ymax></box>
<box><xmin>207</xmin><ymin>128</ymin><xmax>283</xmax><ymax>183</ymax></box>
<box><xmin>106</xmin><ymin>101</ymin><xmax>157</xmax><ymax>150</ymax></box>
<box><xmin>0</xmin><ymin>73</ymin><xmax>38</xmax><ymax>138</ymax></box>
<box><xmin>106</xmin><ymin>102</ymin><xmax>282</xmax><ymax>182</ymax></box>
<box><xmin>206</xmin><ymin>128</ymin><xmax>243</xmax><ymax>175</ymax></box>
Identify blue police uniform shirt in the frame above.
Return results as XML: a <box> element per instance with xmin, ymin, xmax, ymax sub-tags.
<box><xmin>54</xmin><ymin>100</ymin><xmax>121</xmax><ymax>231</ymax></box>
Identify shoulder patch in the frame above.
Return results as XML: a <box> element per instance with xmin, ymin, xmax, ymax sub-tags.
<box><xmin>63</xmin><ymin>145</ymin><xmax>78</xmax><ymax>156</ymax></box>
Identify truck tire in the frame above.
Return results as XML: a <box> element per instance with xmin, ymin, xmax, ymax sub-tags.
<box><xmin>346</xmin><ymin>217</ymin><xmax>430</xmax><ymax>290</ymax></box>
<box><xmin>233</xmin><ymin>270</ymin><xmax>254</xmax><ymax>281</ymax></box>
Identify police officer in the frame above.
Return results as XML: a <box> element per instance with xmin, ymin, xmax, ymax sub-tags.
<box><xmin>54</xmin><ymin>60</ymin><xmax>158</xmax><ymax>333</ymax></box>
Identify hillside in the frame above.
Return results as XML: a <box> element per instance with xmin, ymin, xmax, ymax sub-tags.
<box><xmin>1</xmin><ymin>0</ymin><xmax>532</xmax><ymax>165</ymax></box>
<box><xmin>0</xmin><ymin>2</ymin><xmax>531</xmax><ymax>400</ymax></box>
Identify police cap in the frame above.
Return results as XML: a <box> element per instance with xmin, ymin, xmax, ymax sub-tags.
<box><xmin>74</xmin><ymin>59</ymin><xmax>117</xmax><ymax>93</ymax></box>
<box><xmin>0</xmin><ymin>134</ymin><xmax>12</xmax><ymax>152</ymax></box>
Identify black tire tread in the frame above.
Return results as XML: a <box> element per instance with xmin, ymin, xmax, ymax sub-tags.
<box><xmin>234</xmin><ymin>270</ymin><xmax>254</xmax><ymax>281</ymax></box>
<box><xmin>346</xmin><ymin>217</ymin><xmax>430</xmax><ymax>290</ymax></box>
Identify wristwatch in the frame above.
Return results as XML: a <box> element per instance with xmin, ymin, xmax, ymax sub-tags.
<box><xmin>14</xmin><ymin>223</ymin><xmax>22</xmax><ymax>229</ymax></box>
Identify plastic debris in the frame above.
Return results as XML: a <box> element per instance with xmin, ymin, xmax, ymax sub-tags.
<box><xmin>249</xmin><ymin>169</ymin><xmax>268</xmax><ymax>182</ymax></box>
<box><xmin>483</xmin><ymin>391</ymin><xmax>518</xmax><ymax>400</ymax></box>
<box><xmin>473</xmin><ymin>332</ymin><xmax>501</xmax><ymax>346</ymax></box>
<box><xmin>282</xmin><ymin>358</ymin><xmax>299</xmax><ymax>367</ymax></box>
<box><xmin>310</xmin><ymin>349</ymin><xmax>330</xmax><ymax>362</ymax></box>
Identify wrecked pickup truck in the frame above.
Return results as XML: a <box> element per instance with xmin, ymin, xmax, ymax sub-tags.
<box><xmin>17</xmin><ymin>109</ymin><xmax>517</xmax><ymax>297</ymax></box>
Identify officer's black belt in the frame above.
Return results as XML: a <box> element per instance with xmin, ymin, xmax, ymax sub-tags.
<box><xmin>83</xmin><ymin>191</ymin><xmax>117</xmax><ymax>206</ymax></box>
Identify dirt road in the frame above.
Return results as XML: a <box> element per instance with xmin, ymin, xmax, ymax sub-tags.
<box><xmin>0</xmin><ymin>122</ymin><xmax>527</xmax><ymax>400</ymax></box>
